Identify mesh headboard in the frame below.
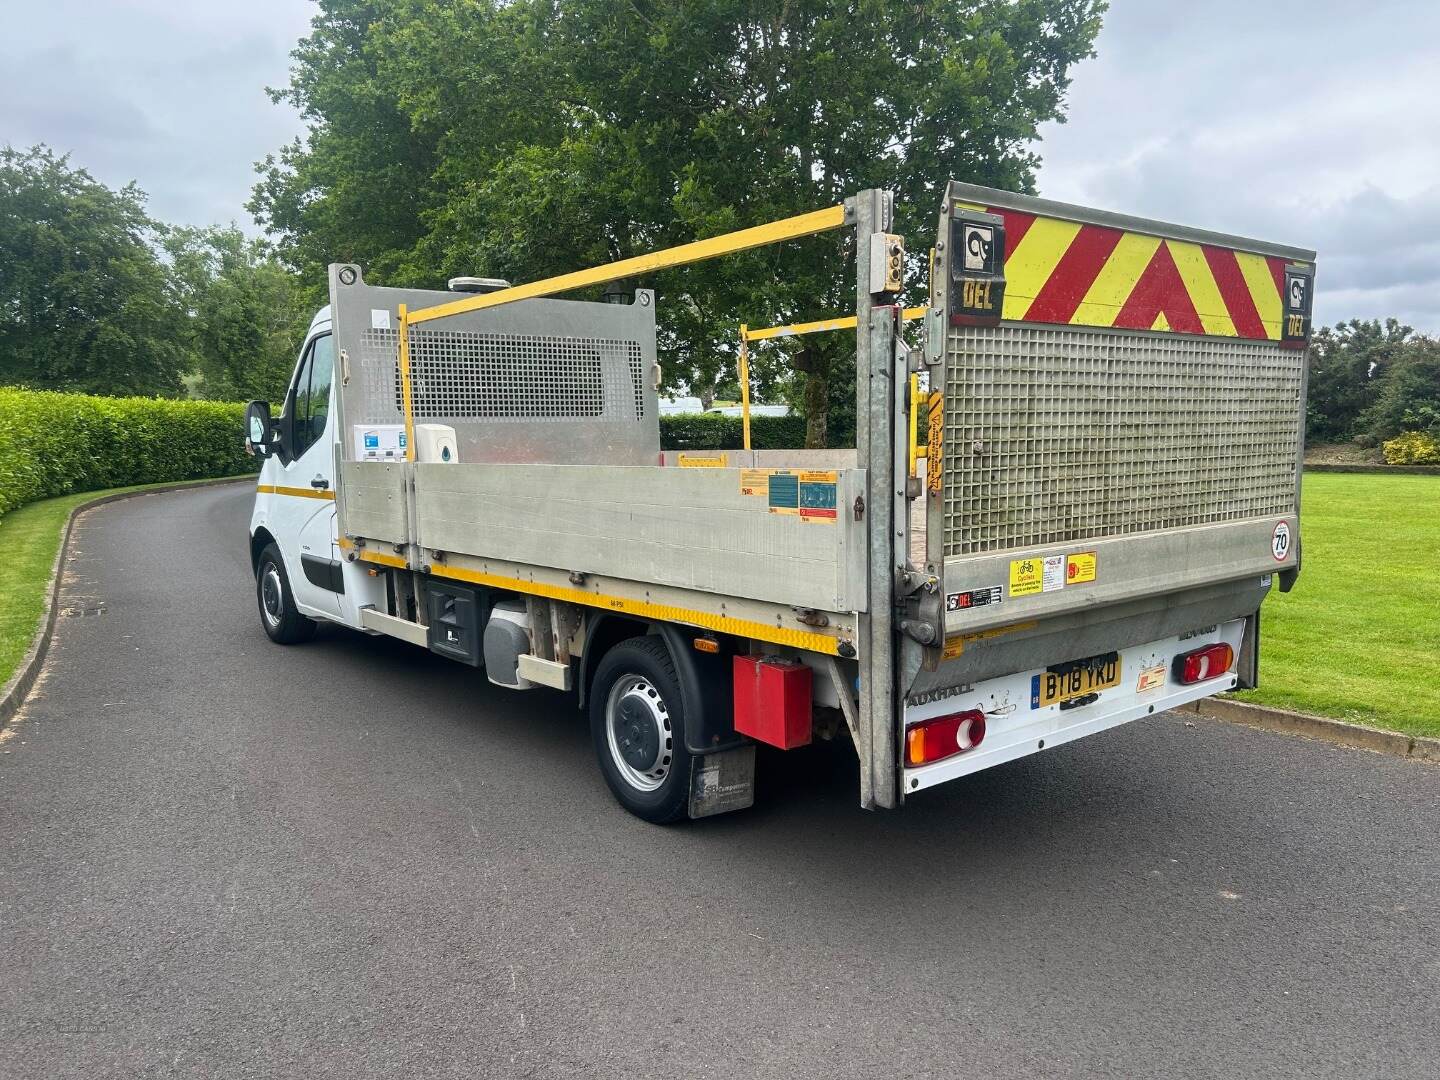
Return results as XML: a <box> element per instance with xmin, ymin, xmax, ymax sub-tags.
<box><xmin>330</xmin><ymin>265</ymin><xmax>660</xmax><ymax>465</ymax></box>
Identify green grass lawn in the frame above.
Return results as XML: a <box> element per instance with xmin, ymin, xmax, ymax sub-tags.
<box><xmin>0</xmin><ymin>478</ymin><xmax>246</xmax><ymax>692</ymax></box>
<box><xmin>1231</xmin><ymin>473</ymin><xmax>1440</xmax><ymax>738</ymax></box>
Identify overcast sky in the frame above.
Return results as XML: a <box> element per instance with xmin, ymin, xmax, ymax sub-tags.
<box><xmin>5</xmin><ymin>0</ymin><xmax>1438</xmax><ymax>332</ymax></box>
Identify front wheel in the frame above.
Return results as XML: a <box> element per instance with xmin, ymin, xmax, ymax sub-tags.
<box><xmin>255</xmin><ymin>543</ymin><xmax>317</xmax><ymax>645</ymax></box>
<box><xmin>589</xmin><ymin>637</ymin><xmax>693</xmax><ymax>823</ymax></box>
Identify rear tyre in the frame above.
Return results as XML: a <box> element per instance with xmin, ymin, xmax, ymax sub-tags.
<box><xmin>590</xmin><ymin>637</ymin><xmax>693</xmax><ymax>823</ymax></box>
<box><xmin>255</xmin><ymin>543</ymin><xmax>318</xmax><ymax>645</ymax></box>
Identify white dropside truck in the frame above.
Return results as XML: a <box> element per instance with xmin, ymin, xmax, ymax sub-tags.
<box><xmin>245</xmin><ymin>184</ymin><xmax>1315</xmax><ymax>823</ymax></box>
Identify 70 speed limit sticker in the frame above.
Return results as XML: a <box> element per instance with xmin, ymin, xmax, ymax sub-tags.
<box><xmin>1271</xmin><ymin>521</ymin><xmax>1292</xmax><ymax>561</ymax></box>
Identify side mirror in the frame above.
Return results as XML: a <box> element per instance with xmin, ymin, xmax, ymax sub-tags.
<box><xmin>245</xmin><ymin>400</ymin><xmax>277</xmax><ymax>458</ymax></box>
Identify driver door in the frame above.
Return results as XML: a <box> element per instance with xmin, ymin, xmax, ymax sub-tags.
<box><xmin>273</xmin><ymin>333</ymin><xmax>341</xmax><ymax>618</ymax></box>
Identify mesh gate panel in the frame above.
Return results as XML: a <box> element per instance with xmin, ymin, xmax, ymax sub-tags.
<box><xmin>942</xmin><ymin>325</ymin><xmax>1302</xmax><ymax>556</ymax></box>
<box><xmin>355</xmin><ymin>327</ymin><xmax>646</xmax><ymax>424</ymax></box>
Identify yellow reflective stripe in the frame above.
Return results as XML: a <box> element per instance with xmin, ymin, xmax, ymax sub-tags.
<box><xmin>1236</xmin><ymin>251</ymin><xmax>1283</xmax><ymax>340</ymax></box>
<box><xmin>355</xmin><ymin>554</ymin><xmax>846</xmax><ymax>656</ymax></box>
<box><xmin>1003</xmin><ymin>216</ymin><xmax>1082</xmax><ymax>318</ymax></box>
<box><xmin>1167</xmin><ymin>239</ymin><xmax>1237</xmax><ymax>337</ymax></box>
<box><xmin>257</xmin><ymin>484</ymin><xmax>334</xmax><ymax>502</ymax></box>
<box><xmin>356</xmin><ymin>549</ymin><xmax>407</xmax><ymax>569</ymax></box>
<box><xmin>1071</xmin><ymin>231</ymin><xmax>1161</xmax><ymax>327</ymax></box>
<box><xmin>410</xmin><ymin>204</ymin><xmax>848</xmax><ymax>324</ymax></box>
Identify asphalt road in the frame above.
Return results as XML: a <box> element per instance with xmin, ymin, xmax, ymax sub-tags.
<box><xmin>1</xmin><ymin>484</ymin><xmax>1436</xmax><ymax>1079</ymax></box>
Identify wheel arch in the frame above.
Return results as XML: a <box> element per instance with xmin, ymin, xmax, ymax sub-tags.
<box><xmin>250</xmin><ymin>526</ymin><xmax>277</xmax><ymax>573</ymax></box>
<box><xmin>580</xmin><ymin>613</ymin><xmax>741</xmax><ymax>756</ymax></box>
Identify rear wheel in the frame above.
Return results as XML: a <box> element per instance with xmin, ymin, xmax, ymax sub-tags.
<box><xmin>590</xmin><ymin>637</ymin><xmax>693</xmax><ymax>823</ymax></box>
<box><xmin>255</xmin><ymin>543</ymin><xmax>317</xmax><ymax>644</ymax></box>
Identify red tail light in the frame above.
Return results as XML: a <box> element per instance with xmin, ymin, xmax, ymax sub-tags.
<box><xmin>905</xmin><ymin>710</ymin><xmax>986</xmax><ymax>767</ymax></box>
<box><xmin>1173</xmin><ymin>642</ymin><xmax>1235</xmax><ymax>685</ymax></box>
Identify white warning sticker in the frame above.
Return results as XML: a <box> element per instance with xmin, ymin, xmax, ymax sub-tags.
<box><xmin>1041</xmin><ymin>554</ymin><xmax>1066</xmax><ymax>593</ymax></box>
<box><xmin>370</xmin><ymin>308</ymin><xmax>391</xmax><ymax>330</ymax></box>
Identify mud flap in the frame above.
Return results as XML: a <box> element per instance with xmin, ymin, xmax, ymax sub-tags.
<box><xmin>688</xmin><ymin>745</ymin><xmax>756</xmax><ymax>819</ymax></box>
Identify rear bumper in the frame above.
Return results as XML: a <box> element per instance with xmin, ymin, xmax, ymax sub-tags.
<box><xmin>901</xmin><ymin>618</ymin><xmax>1247</xmax><ymax>796</ymax></box>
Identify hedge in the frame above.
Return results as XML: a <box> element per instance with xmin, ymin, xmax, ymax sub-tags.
<box><xmin>0</xmin><ymin>388</ymin><xmax>256</xmax><ymax>521</ymax></box>
<box><xmin>659</xmin><ymin>413</ymin><xmax>817</xmax><ymax>450</ymax></box>
<box><xmin>0</xmin><ymin>394</ymin><xmax>848</xmax><ymax>522</ymax></box>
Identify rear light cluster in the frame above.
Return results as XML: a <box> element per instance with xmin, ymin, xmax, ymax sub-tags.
<box><xmin>905</xmin><ymin>710</ymin><xmax>986</xmax><ymax>767</ymax></box>
<box><xmin>1173</xmin><ymin>642</ymin><xmax>1235</xmax><ymax>685</ymax></box>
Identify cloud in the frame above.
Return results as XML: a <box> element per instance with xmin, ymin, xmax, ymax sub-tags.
<box><xmin>5</xmin><ymin>0</ymin><xmax>1438</xmax><ymax>337</ymax></box>
<box><xmin>1035</xmin><ymin>0</ymin><xmax>1440</xmax><ymax>332</ymax></box>
<box><xmin>2</xmin><ymin>0</ymin><xmax>311</xmax><ymax>230</ymax></box>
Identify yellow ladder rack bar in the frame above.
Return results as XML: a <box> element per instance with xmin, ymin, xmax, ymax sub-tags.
<box><xmin>406</xmin><ymin>204</ymin><xmax>849</xmax><ymax>325</ymax></box>
<box><xmin>397</xmin><ymin>303</ymin><xmax>416</xmax><ymax>462</ymax></box>
<box><xmin>741</xmin><ymin>305</ymin><xmax>927</xmax><ymax>342</ymax></box>
<box><xmin>738</xmin><ymin>327</ymin><xmax>752</xmax><ymax>451</ymax></box>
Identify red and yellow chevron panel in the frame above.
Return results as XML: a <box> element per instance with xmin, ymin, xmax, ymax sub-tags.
<box><xmin>981</xmin><ymin>207</ymin><xmax>1300</xmax><ymax>341</ymax></box>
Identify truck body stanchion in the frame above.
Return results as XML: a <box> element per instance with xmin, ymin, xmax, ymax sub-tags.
<box><xmin>854</xmin><ymin>188</ymin><xmax>899</xmax><ymax>811</ymax></box>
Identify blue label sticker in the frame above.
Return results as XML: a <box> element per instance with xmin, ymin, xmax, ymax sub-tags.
<box><xmin>363</xmin><ymin>432</ymin><xmax>379</xmax><ymax>449</ymax></box>
<box><xmin>767</xmin><ymin>471</ymin><xmax>799</xmax><ymax>514</ymax></box>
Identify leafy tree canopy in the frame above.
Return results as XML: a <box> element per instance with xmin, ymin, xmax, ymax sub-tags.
<box><xmin>252</xmin><ymin>0</ymin><xmax>1106</xmax><ymax>443</ymax></box>
<box><xmin>1305</xmin><ymin>318</ymin><xmax>1413</xmax><ymax>442</ymax></box>
<box><xmin>0</xmin><ymin>146</ymin><xmax>187</xmax><ymax>396</ymax></box>
<box><xmin>166</xmin><ymin>225</ymin><xmax>312</xmax><ymax>404</ymax></box>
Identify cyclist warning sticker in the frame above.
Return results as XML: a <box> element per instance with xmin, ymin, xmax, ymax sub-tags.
<box><xmin>1066</xmin><ymin>551</ymin><xmax>1097</xmax><ymax>584</ymax></box>
<box><xmin>1009</xmin><ymin>557</ymin><xmax>1044</xmax><ymax>596</ymax></box>
<box><xmin>1010</xmin><ymin>555</ymin><xmax>1066</xmax><ymax>596</ymax></box>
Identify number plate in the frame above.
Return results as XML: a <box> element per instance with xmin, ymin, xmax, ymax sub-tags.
<box><xmin>1030</xmin><ymin>654</ymin><xmax>1121</xmax><ymax>709</ymax></box>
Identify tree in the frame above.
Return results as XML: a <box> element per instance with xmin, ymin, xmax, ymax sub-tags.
<box><xmin>165</xmin><ymin>226</ymin><xmax>311</xmax><ymax>404</ymax></box>
<box><xmin>0</xmin><ymin>145</ymin><xmax>187</xmax><ymax>395</ymax></box>
<box><xmin>253</xmin><ymin>0</ymin><xmax>1106</xmax><ymax>445</ymax></box>
<box><xmin>1361</xmin><ymin>336</ymin><xmax>1440</xmax><ymax>439</ymax></box>
<box><xmin>1304</xmin><ymin>318</ymin><xmax>1412</xmax><ymax>442</ymax></box>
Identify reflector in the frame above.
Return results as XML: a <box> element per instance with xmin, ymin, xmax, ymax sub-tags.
<box><xmin>1173</xmin><ymin>642</ymin><xmax>1235</xmax><ymax>685</ymax></box>
<box><xmin>905</xmin><ymin>710</ymin><xmax>987</xmax><ymax>767</ymax></box>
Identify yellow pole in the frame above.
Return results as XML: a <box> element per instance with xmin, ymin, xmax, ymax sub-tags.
<box><xmin>908</xmin><ymin>373</ymin><xmax>920</xmax><ymax>477</ymax></box>
<box><xmin>738</xmin><ymin>326</ymin><xmax>752</xmax><ymax>451</ymax></box>
<box><xmin>742</xmin><ymin>306</ymin><xmax>927</xmax><ymax>342</ymax></box>
<box><xmin>408</xmin><ymin>204</ymin><xmax>848</xmax><ymax>325</ymax></box>
<box><xmin>397</xmin><ymin>303</ymin><xmax>416</xmax><ymax>462</ymax></box>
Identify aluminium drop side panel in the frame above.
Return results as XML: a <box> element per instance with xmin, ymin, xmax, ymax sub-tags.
<box><xmin>412</xmin><ymin>462</ymin><xmax>867</xmax><ymax>615</ymax></box>
<box><xmin>336</xmin><ymin>461</ymin><xmax>410</xmax><ymax>546</ymax></box>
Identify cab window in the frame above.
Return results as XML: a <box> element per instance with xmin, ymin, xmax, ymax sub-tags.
<box><xmin>292</xmin><ymin>334</ymin><xmax>335</xmax><ymax>459</ymax></box>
